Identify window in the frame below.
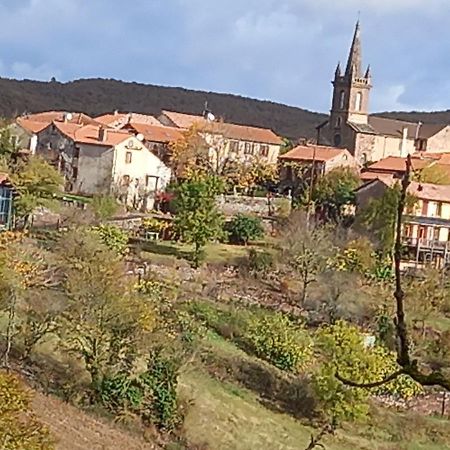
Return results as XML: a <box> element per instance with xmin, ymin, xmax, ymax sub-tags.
<box><xmin>415</xmin><ymin>139</ymin><xmax>427</xmax><ymax>151</ymax></box>
<box><xmin>360</xmin><ymin>153</ymin><xmax>368</xmax><ymax>165</ymax></box>
<box><xmin>339</xmin><ymin>90</ymin><xmax>345</xmax><ymax>109</ymax></box>
<box><xmin>72</xmin><ymin>167</ymin><xmax>78</xmax><ymax>180</ymax></box>
<box><xmin>433</xmin><ymin>227</ymin><xmax>441</xmax><ymax>241</ymax></box>
<box><xmin>244</xmin><ymin>142</ymin><xmax>252</xmax><ymax>155</ymax></box>
<box><xmin>73</xmin><ymin>146</ymin><xmax>80</xmax><ymax>158</ymax></box>
<box><xmin>336</xmin><ymin>116</ymin><xmax>342</xmax><ymax>128</ymax></box>
<box><xmin>125</xmin><ymin>151</ymin><xmax>132</xmax><ymax>164</ymax></box>
<box><xmin>122</xmin><ymin>175</ymin><xmax>130</xmax><ymax>186</ymax></box>
<box><xmin>334</xmin><ymin>134</ymin><xmax>341</xmax><ymax>146</ymax></box>
<box><xmin>403</xmin><ymin>224</ymin><xmax>412</xmax><ymax>238</ymax></box>
<box><xmin>421</xmin><ymin>200</ymin><xmax>429</xmax><ymax>216</ymax></box>
<box><xmin>437</xmin><ymin>202</ymin><xmax>443</xmax><ymax>218</ymax></box>
<box><xmin>418</xmin><ymin>226</ymin><xmax>427</xmax><ymax>239</ymax></box>
<box><xmin>260</xmin><ymin>144</ymin><xmax>269</xmax><ymax>157</ymax></box>
<box><xmin>355</xmin><ymin>92</ymin><xmax>362</xmax><ymax>111</ymax></box>
<box><xmin>229</xmin><ymin>140</ymin><xmax>239</xmax><ymax>153</ymax></box>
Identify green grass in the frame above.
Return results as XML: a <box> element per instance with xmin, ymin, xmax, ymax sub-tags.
<box><xmin>140</xmin><ymin>240</ymin><xmax>254</xmax><ymax>265</ymax></box>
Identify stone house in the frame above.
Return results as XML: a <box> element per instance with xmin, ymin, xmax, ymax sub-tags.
<box><xmin>279</xmin><ymin>144</ymin><xmax>357</xmax><ymax>191</ymax></box>
<box><xmin>322</xmin><ymin>22</ymin><xmax>450</xmax><ymax>165</ymax></box>
<box><xmin>158</xmin><ymin>110</ymin><xmax>283</xmax><ymax>167</ymax></box>
<box><xmin>35</xmin><ymin>122</ymin><xmax>171</xmax><ymax>211</ymax></box>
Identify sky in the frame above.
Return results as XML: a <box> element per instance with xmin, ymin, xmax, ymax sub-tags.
<box><xmin>0</xmin><ymin>0</ymin><xmax>449</xmax><ymax>113</ymax></box>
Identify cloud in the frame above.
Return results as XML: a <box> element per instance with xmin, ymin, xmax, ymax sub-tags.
<box><xmin>0</xmin><ymin>0</ymin><xmax>448</xmax><ymax>113</ymax></box>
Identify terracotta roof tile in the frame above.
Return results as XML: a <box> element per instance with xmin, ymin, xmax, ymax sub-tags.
<box><xmin>21</xmin><ymin>111</ymin><xmax>98</xmax><ymax>126</ymax></box>
<box><xmin>408</xmin><ymin>181</ymin><xmax>450</xmax><ymax>203</ymax></box>
<box><xmin>365</xmin><ymin>156</ymin><xmax>432</xmax><ymax>173</ymax></box>
<box><xmin>54</xmin><ymin>122</ymin><xmax>132</xmax><ymax>147</ymax></box>
<box><xmin>16</xmin><ymin>117</ymin><xmax>49</xmax><ymax>134</ymax></box>
<box><xmin>127</xmin><ymin>123</ymin><xmax>182</xmax><ymax>143</ymax></box>
<box><xmin>96</xmin><ymin>112</ymin><xmax>162</xmax><ymax>128</ymax></box>
<box><xmin>279</xmin><ymin>144</ymin><xmax>351</xmax><ymax>162</ymax></box>
<box><xmin>161</xmin><ymin>110</ymin><xmax>282</xmax><ymax>145</ymax></box>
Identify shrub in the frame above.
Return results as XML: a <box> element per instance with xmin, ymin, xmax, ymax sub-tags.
<box><xmin>91</xmin><ymin>224</ymin><xmax>129</xmax><ymax>255</ymax></box>
<box><xmin>225</xmin><ymin>214</ymin><xmax>264</xmax><ymax>245</ymax></box>
<box><xmin>0</xmin><ymin>370</ymin><xmax>54</xmax><ymax>449</ymax></box>
<box><xmin>91</xmin><ymin>194</ymin><xmax>118</xmax><ymax>221</ymax></box>
<box><xmin>244</xmin><ymin>313</ymin><xmax>313</xmax><ymax>372</ymax></box>
<box><xmin>246</xmin><ymin>248</ymin><xmax>274</xmax><ymax>275</ymax></box>
<box><xmin>100</xmin><ymin>349</ymin><xmax>182</xmax><ymax>431</ymax></box>
<box><xmin>313</xmin><ymin>320</ymin><xmax>422</xmax><ymax>424</ymax></box>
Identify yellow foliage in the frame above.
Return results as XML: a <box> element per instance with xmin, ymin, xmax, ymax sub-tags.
<box><xmin>0</xmin><ymin>370</ymin><xmax>54</xmax><ymax>449</ymax></box>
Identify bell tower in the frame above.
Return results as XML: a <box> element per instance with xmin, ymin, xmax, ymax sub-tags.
<box><xmin>329</xmin><ymin>21</ymin><xmax>372</xmax><ymax>147</ymax></box>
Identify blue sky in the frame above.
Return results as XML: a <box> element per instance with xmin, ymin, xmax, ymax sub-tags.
<box><xmin>1</xmin><ymin>0</ymin><xmax>449</xmax><ymax>113</ymax></box>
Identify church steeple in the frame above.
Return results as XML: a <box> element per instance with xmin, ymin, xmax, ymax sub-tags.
<box><xmin>345</xmin><ymin>20</ymin><xmax>362</xmax><ymax>78</ymax></box>
<box><xmin>328</xmin><ymin>21</ymin><xmax>372</xmax><ymax>149</ymax></box>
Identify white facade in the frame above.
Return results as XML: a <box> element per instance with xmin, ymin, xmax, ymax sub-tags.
<box><xmin>74</xmin><ymin>136</ymin><xmax>171</xmax><ymax>210</ymax></box>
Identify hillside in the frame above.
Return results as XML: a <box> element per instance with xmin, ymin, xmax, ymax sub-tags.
<box><xmin>2</xmin><ymin>77</ymin><xmax>450</xmax><ymax>140</ymax></box>
<box><xmin>0</xmin><ymin>77</ymin><xmax>327</xmax><ymax>140</ymax></box>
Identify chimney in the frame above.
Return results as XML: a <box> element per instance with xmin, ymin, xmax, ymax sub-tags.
<box><xmin>99</xmin><ymin>126</ymin><xmax>107</xmax><ymax>142</ymax></box>
<box><xmin>401</xmin><ymin>127</ymin><xmax>408</xmax><ymax>157</ymax></box>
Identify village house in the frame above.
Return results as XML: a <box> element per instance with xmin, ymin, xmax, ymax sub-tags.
<box><xmin>158</xmin><ymin>110</ymin><xmax>283</xmax><ymax>166</ymax></box>
<box><xmin>10</xmin><ymin>111</ymin><xmax>100</xmax><ymax>154</ymax></box>
<box><xmin>35</xmin><ymin>122</ymin><xmax>171</xmax><ymax>211</ymax></box>
<box><xmin>322</xmin><ymin>22</ymin><xmax>450</xmax><ymax>165</ymax></box>
<box><xmin>279</xmin><ymin>144</ymin><xmax>357</xmax><ymax>190</ymax></box>
<box><xmin>356</xmin><ymin>178</ymin><xmax>450</xmax><ymax>267</ymax></box>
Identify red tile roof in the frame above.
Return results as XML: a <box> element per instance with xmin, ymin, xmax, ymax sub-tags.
<box><xmin>21</xmin><ymin>111</ymin><xmax>98</xmax><ymax>126</ymax></box>
<box><xmin>279</xmin><ymin>144</ymin><xmax>350</xmax><ymax>162</ymax></box>
<box><xmin>96</xmin><ymin>112</ymin><xmax>161</xmax><ymax>128</ymax></box>
<box><xmin>16</xmin><ymin>117</ymin><xmax>49</xmax><ymax>134</ymax></box>
<box><xmin>161</xmin><ymin>110</ymin><xmax>282</xmax><ymax>145</ymax></box>
<box><xmin>54</xmin><ymin>123</ymin><xmax>133</xmax><ymax>147</ymax></box>
<box><xmin>408</xmin><ymin>181</ymin><xmax>450</xmax><ymax>203</ymax></box>
<box><xmin>127</xmin><ymin>123</ymin><xmax>182</xmax><ymax>143</ymax></box>
<box><xmin>365</xmin><ymin>156</ymin><xmax>432</xmax><ymax>173</ymax></box>
<box><xmin>360</xmin><ymin>171</ymin><xmax>395</xmax><ymax>182</ymax></box>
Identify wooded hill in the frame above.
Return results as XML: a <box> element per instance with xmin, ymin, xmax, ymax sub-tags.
<box><xmin>1</xmin><ymin>77</ymin><xmax>449</xmax><ymax>140</ymax></box>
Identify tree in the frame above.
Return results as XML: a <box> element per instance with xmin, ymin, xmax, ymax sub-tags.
<box><xmin>358</xmin><ymin>183</ymin><xmax>417</xmax><ymax>257</ymax></box>
<box><xmin>337</xmin><ymin>155</ymin><xmax>450</xmax><ymax>394</ymax></box>
<box><xmin>415</xmin><ymin>164</ymin><xmax>450</xmax><ymax>185</ymax></box>
<box><xmin>0</xmin><ymin>233</ymin><xmax>60</xmax><ymax>366</ymax></box>
<box><xmin>225</xmin><ymin>214</ymin><xmax>264</xmax><ymax>245</ymax></box>
<box><xmin>0</xmin><ymin>370</ymin><xmax>54</xmax><ymax>449</ymax></box>
<box><xmin>280</xmin><ymin>213</ymin><xmax>333</xmax><ymax>305</ymax></box>
<box><xmin>169</xmin><ymin>124</ymin><xmax>211</xmax><ymax>181</ymax></box>
<box><xmin>174</xmin><ymin>174</ymin><xmax>224</xmax><ymax>268</ymax></box>
<box><xmin>56</xmin><ymin>231</ymin><xmax>155</xmax><ymax>393</ymax></box>
<box><xmin>0</xmin><ymin>125</ymin><xmax>17</xmax><ymax>161</ymax></box>
<box><xmin>311</xmin><ymin>167</ymin><xmax>360</xmax><ymax>223</ymax></box>
<box><xmin>8</xmin><ymin>156</ymin><xmax>63</xmax><ymax>228</ymax></box>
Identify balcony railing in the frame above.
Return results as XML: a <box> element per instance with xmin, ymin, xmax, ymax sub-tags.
<box><xmin>403</xmin><ymin>237</ymin><xmax>450</xmax><ymax>251</ymax></box>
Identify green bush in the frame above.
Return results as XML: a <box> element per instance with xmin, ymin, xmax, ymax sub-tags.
<box><xmin>247</xmin><ymin>248</ymin><xmax>274</xmax><ymax>274</ymax></box>
<box><xmin>99</xmin><ymin>349</ymin><xmax>182</xmax><ymax>431</ymax></box>
<box><xmin>91</xmin><ymin>224</ymin><xmax>129</xmax><ymax>255</ymax></box>
<box><xmin>244</xmin><ymin>313</ymin><xmax>313</xmax><ymax>372</ymax></box>
<box><xmin>225</xmin><ymin>214</ymin><xmax>264</xmax><ymax>245</ymax></box>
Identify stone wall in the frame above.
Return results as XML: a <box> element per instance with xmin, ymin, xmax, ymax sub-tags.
<box><xmin>217</xmin><ymin>194</ymin><xmax>289</xmax><ymax>217</ymax></box>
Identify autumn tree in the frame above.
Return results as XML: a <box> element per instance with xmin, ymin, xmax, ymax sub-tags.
<box><xmin>55</xmin><ymin>231</ymin><xmax>155</xmax><ymax>393</ymax></box>
<box><xmin>0</xmin><ymin>233</ymin><xmax>60</xmax><ymax>366</ymax></box>
<box><xmin>174</xmin><ymin>174</ymin><xmax>224</xmax><ymax>267</ymax></box>
<box><xmin>8</xmin><ymin>156</ymin><xmax>63</xmax><ymax>228</ymax></box>
<box><xmin>0</xmin><ymin>370</ymin><xmax>54</xmax><ymax>449</ymax></box>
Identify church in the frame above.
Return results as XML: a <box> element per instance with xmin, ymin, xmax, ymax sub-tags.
<box><xmin>322</xmin><ymin>22</ymin><xmax>450</xmax><ymax>165</ymax></box>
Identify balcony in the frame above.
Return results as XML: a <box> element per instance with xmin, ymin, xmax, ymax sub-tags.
<box><xmin>403</xmin><ymin>237</ymin><xmax>450</xmax><ymax>253</ymax></box>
